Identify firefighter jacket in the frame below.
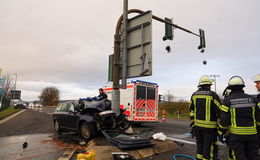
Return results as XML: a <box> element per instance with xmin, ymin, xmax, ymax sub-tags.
<box><xmin>257</xmin><ymin>94</ymin><xmax>260</xmax><ymax>127</ymax></box>
<box><xmin>189</xmin><ymin>88</ymin><xmax>221</xmax><ymax>130</ymax></box>
<box><xmin>219</xmin><ymin>90</ymin><xmax>260</xmax><ymax>140</ymax></box>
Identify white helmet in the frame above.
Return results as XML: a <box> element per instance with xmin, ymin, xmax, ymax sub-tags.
<box><xmin>198</xmin><ymin>75</ymin><xmax>214</xmax><ymax>86</ymax></box>
<box><xmin>252</xmin><ymin>74</ymin><xmax>260</xmax><ymax>82</ymax></box>
<box><xmin>228</xmin><ymin>76</ymin><xmax>245</xmax><ymax>87</ymax></box>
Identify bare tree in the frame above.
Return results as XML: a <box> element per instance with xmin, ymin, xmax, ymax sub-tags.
<box><xmin>39</xmin><ymin>86</ymin><xmax>60</xmax><ymax>106</ymax></box>
<box><xmin>2</xmin><ymin>74</ymin><xmax>13</xmax><ymax>98</ymax></box>
<box><xmin>163</xmin><ymin>90</ymin><xmax>175</xmax><ymax>102</ymax></box>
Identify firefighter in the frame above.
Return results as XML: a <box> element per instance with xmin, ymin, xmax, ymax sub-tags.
<box><xmin>253</xmin><ymin>74</ymin><xmax>260</xmax><ymax>146</ymax></box>
<box><xmin>218</xmin><ymin>76</ymin><xmax>260</xmax><ymax>160</ymax></box>
<box><xmin>189</xmin><ymin>75</ymin><xmax>221</xmax><ymax>160</ymax></box>
<box><xmin>221</xmin><ymin>87</ymin><xmax>235</xmax><ymax>160</ymax></box>
<box><xmin>97</xmin><ymin>88</ymin><xmax>107</xmax><ymax>100</ymax></box>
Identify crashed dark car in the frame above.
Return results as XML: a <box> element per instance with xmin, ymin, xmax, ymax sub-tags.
<box><xmin>52</xmin><ymin>99</ymin><xmax>130</xmax><ymax>141</ymax></box>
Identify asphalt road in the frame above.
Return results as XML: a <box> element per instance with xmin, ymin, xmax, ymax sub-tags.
<box><xmin>0</xmin><ymin>108</ymin><xmax>67</xmax><ymax>160</ymax></box>
<box><xmin>0</xmin><ymin>108</ymin><xmax>229</xmax><ymax>160</ymax></box>
<box><xmin>0</xmin><ymin>108</ymin><xmax>54</xmax><ymax>136</ymax></box>
<box><xmin>141</xmin><ymin>120</ymin><xmax>227</xmax><ymax>160</ymax></box>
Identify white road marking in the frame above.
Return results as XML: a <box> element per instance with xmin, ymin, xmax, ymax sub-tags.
<box><xmin>166</xmin><ymin>137</ymin><xmax>196</xmax><ymax>145</ymax></box>
<box><xmin>166</xmin><ymin>136</ymin><xmax>225</xmax><ymax>146</ymax></box>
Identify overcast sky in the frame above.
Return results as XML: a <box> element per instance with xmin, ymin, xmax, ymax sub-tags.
<box><xmin>0</xmin><ymin>0</ymin><xmax>259</xmax><ymax>101</ymax></box>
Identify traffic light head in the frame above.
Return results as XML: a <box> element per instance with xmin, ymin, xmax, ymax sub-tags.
<box><xmin>198</xmin><ymin>29</ymin><xmax>206</xmax><ymax>49</ymax></box>
<box><xmin>163</xmin><ymin>18</ymin><xmax>173</xmax><ymax>41</ymax></box>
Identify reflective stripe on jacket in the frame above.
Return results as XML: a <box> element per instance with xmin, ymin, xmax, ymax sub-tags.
<box><xmin>189</xmin><ymin>88</ymin><xmax>221</xmax><ymax>129</ymax></box>
<box><xmin>219</xmin><ymin>90</ymin><xmax>260</xmax><ymax>137</ymax></box>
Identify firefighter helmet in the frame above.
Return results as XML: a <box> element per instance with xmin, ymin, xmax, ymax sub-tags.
<box><xmin>228</xmin><ymin>76</ymin><xmax>245</xmax><ymax>87</ymax></box>
<box><xmin>252</xmin><ymin>74</ymin><xmax>260</xmax><ymax>82</ymax></box>
<box><xmin>198</xmin><ymin>75</ymin><xmax>214</xmax><ymax>86</ymax></box>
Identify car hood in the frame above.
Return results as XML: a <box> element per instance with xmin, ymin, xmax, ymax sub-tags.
<box><xmin>81</xmin><ymin>100</ymin><xmax>111</xmax><ymax>113</ymax></box>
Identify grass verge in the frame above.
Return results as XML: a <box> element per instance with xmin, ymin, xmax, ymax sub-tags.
<box><xmin>0</xmin><ymin>107</ymin><xmax>22</xmax><ymax>120</ymax></box>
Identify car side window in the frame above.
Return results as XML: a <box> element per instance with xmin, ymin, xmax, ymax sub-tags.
<box><xmin>60</xmin><ymin>104</ymin><xmax>69</xmax><ymax>112</ymax></box>
<box><xmin>68</xmin><ymin>103</ymin><xmax>74</xmax><ymax>112</ymax></box>
<box><xmin>55</xmin><ymin>105</ymin><xmax>61</xmax><ymax>112</ymax></box>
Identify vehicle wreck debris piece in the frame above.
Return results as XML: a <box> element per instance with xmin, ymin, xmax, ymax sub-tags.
<box><xmin>22</xmin><ymin>142</ymin><xmax>28</xmax><ymax>149</ymax></box>
<box><xmin>76</xmin><ymin>150</ymin><xmax>96</xmax><ymax>160</ymax></box>
<box><xmin>112</xmin><ymin>152</ymin><xmax>136</xmax><ymax>160</ymax></box>
<box><xmin>152</xmin><ymin>132</ymin><xmax>166</xmax><ymax>141</ymax></box>
<box><xmin>102</xmin><ymin>130</ymin><xmax>153</xmax><ymax>150</ymax></box>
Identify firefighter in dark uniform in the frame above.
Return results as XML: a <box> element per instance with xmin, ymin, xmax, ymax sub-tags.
<box><xmin>218</xmin><ymin>76</ymin><xmax>260</xmax><ymax>160</ymax></box>
<box><xmin>222</xmin><ymin>87</ymin><xmax>237</xmax><ymax>160</ymax></box>
<box><xmin>253</xmin><ymin>74</ymin><xmax>260</xmax><ymax>146</ymax></box>
<box><xmin>189</xmin><ymin>75</ymin><xmax>221</xmax><ymax>160</ymax></box>
<box><xmin>97</xmin><ymin>88</ymin><xmax>107</xmax><ymax>100</ymax></box>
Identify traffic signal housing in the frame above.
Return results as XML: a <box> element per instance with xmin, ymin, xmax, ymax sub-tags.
<box><xmin>163</xmin><ymin>17</ymin><xmax>173</xmax><ymax>41</ymax></box>
<box><xmin>159</xmin><ymin>94</ymin><xmax>163</xmax><ymax>102</ymax></box>
<box><xmin>198</xmin><ymin>29</ymin><xmax>206</xmax><ymax>49</ymax></box>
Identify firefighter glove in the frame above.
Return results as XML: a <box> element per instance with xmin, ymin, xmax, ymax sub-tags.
<box><xmin>190</xmin><ymin>121</ymin><xmax>194</xmax><ymax>127</ymax></box>
<box><xmin>217</xmin><ymin>134</ymin><xmax>226</xmax><ymax>144</ymax></box>
<box><xmin>190</xmin><ymin>127</ymin><xmax>196</xmax><ymax>138</ymax></box>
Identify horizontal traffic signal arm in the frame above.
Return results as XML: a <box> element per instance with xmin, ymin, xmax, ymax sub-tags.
<box><xmin>115</xmin><ymin>9</ymin><xmax>200</xmax><ymax>37</ymax></box>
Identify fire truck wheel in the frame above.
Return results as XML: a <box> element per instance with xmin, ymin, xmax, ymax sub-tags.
<box><xmin>80</xmin><ymin>122</ymin><xmax>95</xmax><ymax>141</ymax></box>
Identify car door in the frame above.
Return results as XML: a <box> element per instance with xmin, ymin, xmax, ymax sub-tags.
<box><xmin>57</xmin><ymin>103</ymin><xmax>70</xmax><ymax>129</ymax></box>
<box><xmin>54</xmin><ymin>104</ymin><xmax>68</xmax><ymax>129</ymax></box>
<box><xmin>65</xmin><ymin>103</ymin><xmax>80</xmax><ymax>130</ymax></box>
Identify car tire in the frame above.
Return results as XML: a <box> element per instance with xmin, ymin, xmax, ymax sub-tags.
<box><xmin>80</xmin><ymin>122</ymin><xmax>96</xmax><ymax>141</ymax></box>
<box><xmin>54</xmin><ymin>120</ymin><xmax>61</xmax><ymax>132</ymax></box>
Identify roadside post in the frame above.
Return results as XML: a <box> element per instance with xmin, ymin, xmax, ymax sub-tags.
<box><xmin>0</xmin><ymin>72</ymin><xmax>5</xmax><ymax>109</ymax></box>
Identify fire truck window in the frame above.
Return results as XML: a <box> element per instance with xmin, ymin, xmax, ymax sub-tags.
<box><xmin>147</xmin><ymin>87</ymin><xmax>156</xmax><ymax>99</ymax></box>
<box><xmin>137</xmin><ymin>86</ymin><xmax>146</xmax><ymax>99</ymax></box>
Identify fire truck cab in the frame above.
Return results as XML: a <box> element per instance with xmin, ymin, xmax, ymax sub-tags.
<box><xmin>103</xmin><ymin>80</ymin><xmax>158</xmax><ymax>122</ymax></box>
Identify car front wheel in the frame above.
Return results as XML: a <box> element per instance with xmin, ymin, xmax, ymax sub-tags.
<box><xmin>54</xmin><ymin>120</ymin><xmax>61</xmax><ymax>132</ymax></box>
<box><xmin>80</xmin><ymin>122</ymin><xmax>96</xmax><ymax>141</ymax></box>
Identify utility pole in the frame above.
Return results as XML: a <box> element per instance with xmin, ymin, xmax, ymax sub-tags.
<box><xmin>210</xmin><ymin>74</ymin><xmax>220</xmax><ymax>93</ymax></box>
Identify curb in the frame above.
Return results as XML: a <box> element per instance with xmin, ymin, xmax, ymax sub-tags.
<box><xmin>0</xmin><ymin>109</ymin><xmax>26</xmax><ymax>124</ymax></box>
<box><xmin>58</xmin><ymin>149</ymin><xmax>76</xmax><ymax>160</ymax></box>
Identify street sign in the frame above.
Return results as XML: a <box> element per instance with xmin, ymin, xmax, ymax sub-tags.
<box><xmin>0</xmin><ymin>78</ymin><xmax>4</xmax><ymax>84</ymax></box>
<box><xmin>125</xmin><ymin>11</ymin><xmax>152</xmax><ymax>78</ymax></box>
<box><xmin>108</xmin><ymin>54</ymin><xmax>114</xmax><ymax>82</ymax></box>
<box><xmin>0</xmin><ymin>88</ymin><xmax>3</xmax><ymax>95</ymax></box>
<box><xmin>0</xmin><ymin>78</ymin><xmax>4</xmax><ymax>96</ymax></box>
<box><xmin>9</xmin><ymin>90</ymin><xmax>21</xmax><ymax>100</ymax></box>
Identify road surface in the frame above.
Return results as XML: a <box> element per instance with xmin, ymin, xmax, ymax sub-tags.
<box><xmin>0</xmin><ymin>107</ymin><xmax>229</xmax><ymax>160</ymax></box>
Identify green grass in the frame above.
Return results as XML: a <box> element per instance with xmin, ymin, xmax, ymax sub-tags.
<box><xmin>158</xmin><ymin>112</ymin><xmax>190</xmax><ymax>120</ymax></box>
<box><xmin>0</xmin><ymin>107</ymin><xmax>22</xmax><ymax>119</ymax></box>
<box><xmin>165</xmin><ymin>113</ymin><xmax>190</xmax><ymax>119</ymax></box>
<box><xmin>158</xmin><ymin>102</ymin><xmax>190</xmax><ymax>120</ymax></box>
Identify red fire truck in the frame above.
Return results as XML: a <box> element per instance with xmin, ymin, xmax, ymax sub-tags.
<box><xmin>103</xmin><ymin>80</ymin><xmax>158</xmax><ymax>122</ymax></box>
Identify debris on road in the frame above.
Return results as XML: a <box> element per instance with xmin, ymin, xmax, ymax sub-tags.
<box><xmin>22</xmin><ymin>142</ymin><xmax>28</xmax><ymax>149</ymax></box>
<box><xmin>152</xmin><ymin>132</ymin><xmax>166</xmax><ymax>141</ymax></box>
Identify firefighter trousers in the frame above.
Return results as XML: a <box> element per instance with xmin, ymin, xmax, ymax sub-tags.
<box><xmin>229</xmin><ymin>140</ymin><xmax>260</xmax><ymax>160</ymax></box>
<box><xmin>195</xmin><ymin>128</ymin><xmax>218</xmax><ymax>160</ymax></box>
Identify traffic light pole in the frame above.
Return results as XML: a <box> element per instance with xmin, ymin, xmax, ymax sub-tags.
<box><xmin>122</xmin><ymin>0</ymin><xmax>128</xmax><ymax>89</ymax></box>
